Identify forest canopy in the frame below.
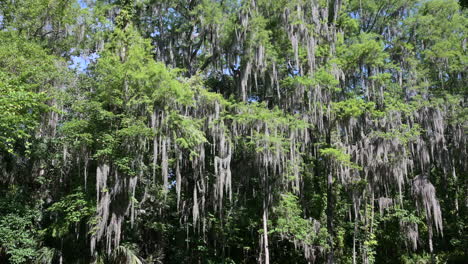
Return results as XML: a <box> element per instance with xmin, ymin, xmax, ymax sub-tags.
<box><xmin>0</xmin><ymin>0</ymin><xmax>467</xmax><ymax>263</ymax></box>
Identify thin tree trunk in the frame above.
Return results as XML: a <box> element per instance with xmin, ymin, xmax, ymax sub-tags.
<box><xmin>327</xmin><ymin>169</ymin><xmax>334</xmax><ymax>264</ymax></box>
<box><xmin>263</xmin><ymin>198</ymin><xmax>270</xmax><ymax>264</ymax></box>
<box><xmin>353</xmin><ymin>220</ymin><xmax>357</xmax><ymax>264</ymax></box>
<box><xmin>326</xmin><ymin>125</ymin><xmax>335</xmax><ymax>264</ymax></box>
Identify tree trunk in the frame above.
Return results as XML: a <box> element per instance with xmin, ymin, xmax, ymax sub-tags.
<box><xmin>327</xmin><ymin>170</ymin><xmax>334</xmax><ymax>264</ymax></box>
<box><xmin>263</xmin><ymin>198</ymin><xmax>270</xmax><ymax>264</ymax></box>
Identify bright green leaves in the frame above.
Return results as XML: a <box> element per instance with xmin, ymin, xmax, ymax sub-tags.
<box><xmin>0</xmin><ymin>189</ymin><xmax>41</xmax><ymax>264</ymax></box>
<box><xmin>337</xmin><ymin>13</ymin><xmax>359</xmax><ymax>34</ymax></box>
<box><xmin>272</xmin><ymin>193</ymin><xmax>312</xmax><ymax>243</ymax></box>
<box><xmin>0</xmin><ymin>73</ymin><xmax>49</xmax><ymax>154</ymax></box>
<box><xmin>0</xmin><ymin>0</ymin><xmax>465</xmax><ymax>262</ymax></box>
<box><xmin>332</xmin><ymin>98</ymin><xmax>377</xmax><ymax>119</ymax></box>
<box><xmin>94</xmin><ymin>26</ymin><xmax>195</xmax><ymax>111</ymax></box>
<box><xmin>282</xmin><ymin>75</ymin><xmax>315</xmax><ymax>88</ymax></box>
<box><xmin>371</xmin><ymin>124</ymin><xmax>422</xmax><ymax>145</ymax></box>
<box><xmin>93</xmin><ymin>27</ymin><xmax>148</xmax><ymax>108</ymax></box>
<box><xmin>46</xmin><ymin>190</ymin><xmax>95</xmax><ymax>238</ymax></box>
<box><xmin>282</xmin><ymin>67</ymin><xmax>340</xmax><ymax>93</ymax></box>
<box><xmin>0</xmin><ymin>0</ymin><xmax>83</xmax><ymax>53</ymax></box>
<box><xmin>151</xmin><ymin>70</ymin><xmax>195</xmax><ymax>107</ymax></box>
<box><xmin>314</xmin><ymin>67</ymin><xmax>340</xmax><ymax>91</ymax></box>
<box><xmin>271</xmin><ymin>192</ymin><xmax>329</xmax><ymax>253</ymax></box>
<box><xmin>87</xmin><ymin>25</ymin><xmax>200</xmax><ymax>167</ymax></box>
<box><xmin>231</xmin><ymin>101</ymin><xmax>308</xmax><ymax>154</ymax></box>
<box><xmin>0</xmin><ymin>32</ymin><xmax>62</xmax><ymax>154</ymax></box>
<box><xmin>319</xmin><ymin>147</ymin><xmax>361</xmax><ymax>170</ymax></box>
<box><xmin>405</xmin><ymin>0</ymin><xmax>467</xmax><ymax>90</ymax></box>
<box><xmin>248</xmin><ymin>12</ymin><xmax>272</xmax><ymax>48</ymax></box>
<box><xmin>338</xmin><ymin>33</ymin><xmax>388</xmax><ymax>70</ymax></box>
<box><xmin>233</xmin><ymin>102</ymin><xmax>291</xmax><ymax>127</ymax></box>
<box><xmin>168</xmin><ymin>111</ymin><xmax>207</xmax><ymax>158</ymax></box>
<box><xmin>193</xmin><ymin>0</ymin><xmax>225</xmax><ymax>27</ymax></box>
<box><xmin>0</xmin><ymin>212</ymin><xmax>39</xmax><ymax>263</ymax></box>
<box><xmin>60</xmin><ymin>119</ymin><xmax>94</xmax><ymax>148</ymax></box>
<box><xmin>0</xmin><ymin>33</ymin><xmax>57</xmax><ymax>83</ymax></box>
<box><xmin>117</xmin><ymin>118</ymin><xmax>153</xmax><ymax>140</ymax></box>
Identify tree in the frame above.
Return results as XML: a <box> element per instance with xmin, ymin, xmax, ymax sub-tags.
<box><xmin>0</xmin><ymin>0</ymin><xmax>466</xmax><ymax>263</ymax></box>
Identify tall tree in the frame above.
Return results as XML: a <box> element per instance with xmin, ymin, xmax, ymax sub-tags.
<box><xmin>0</xmin><ymin>0</ymin><xmax>466</xmax><ymax>263</ymax></box>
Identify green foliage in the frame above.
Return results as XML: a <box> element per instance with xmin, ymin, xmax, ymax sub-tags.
<box><xmin>0</xmin><ymin>72</ymin><xmax>49</xmax><ymax>154</ymax></box>
<box><xmin>0</xmin><ymin>0</ymin><xmax>83</xmax><ymax>53</ymax></box>
<box><xmin>319</xmin><ymin>147</ymin><xmax>362</xmax><ymax>170</ymax></box>
<box><xmin>338</xmin><ymin>32</ymin><xmax>388</xmax><ymax>69</ymax></box>
<box><xmin>0</xmin><ymin>0</ymin><xmax>466</xmax><ymax>263</ymax></box>
<box><xmin>401</xmin><ymin>253</ymin><xmax>433</xmax><ymax>264</ymax></box>
<box><xmin>46</xmin><ymin>190</ymin><xmax>94</xmax><ymax>238</ymax></box>
<box><xmin>169</xmin><ymin>111</ymin><xmax>207</xmax><ymax>157</ymax></box>
<box><xmin>34</xmin><ymin>247</ymin><xmax>60</xmax><ymax>264</ymax></box>
<box><xmin>0</xmin><ymin>32</ymin><xmax>61</xmax><ymax>154</ymax></box>
<box><xmin>272</xmin><ymin>193</ymin><xmax>312</xmax><ymax>243</ymax></box>
<box><xmin>0</xmin><ymin>189</ymin><xmax>41</xmax><ymax>263</ymax></box>
<box><xmin>371</xmin><ymin>124</ymin><xmax>422</xmax><ymax>145</ymax></box>
<box><xmin>332</xmin><ymin>98</ymin><xmax>377</xmax><ymax>119</ymax></box>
